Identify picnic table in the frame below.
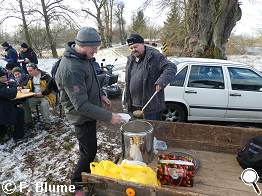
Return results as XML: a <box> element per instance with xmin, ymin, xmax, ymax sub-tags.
<box><xmin>13</xmin><ymin>92</ymin><xmax>35</xmax><ymax>100</ymax></box>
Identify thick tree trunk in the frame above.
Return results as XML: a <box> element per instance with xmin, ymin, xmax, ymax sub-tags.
<box><xmin>119</xmin><ymin>19</ymin><xmax>125</xmax><ymax>45</ymax></box>
<box><xmin>108</xmin><ymin>0</ymin><xmax>113</xmax><ymax>47</ymax></box>
<box><xmin>97</xmin><ymin>16</ymin><xmax>107</xmax><ymax>49</ymax></box>
<box><xmin>103</xmin><ymin>0</ymin><xmax>113</xmax><ymax>47</ymax></box>
<box><xmin>104</xmin><ymin>3</ymin><xmax>110</xmax><ymax>47</ymax></box>
<box><xmin>41</xmin><ymin>0</ymin><xmax>58</xmax><ymax>58</ymax></box>
<box><xmin>120</xmin><ymin>9</ymin><xmax>126</xmax><ymax>44</ymax></box>
<box><xmin>115</xmin><ymin>2</ymin><xmax>125</xmax><ymax>45</ymax></box>
<box><xmin>182</xmin><ymin>0</ymin><xmax>241</xmax><ymax>59</ymax></box>
<box><xmin>19</xmin><ymin>0</ymin><xmax>32</xmax><ymax>47</ymax></box>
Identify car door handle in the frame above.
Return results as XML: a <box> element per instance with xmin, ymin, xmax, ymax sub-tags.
<box><xmin>185</xmin><ymin>90</ymin><xmax>197</xmax><ymax>94</ymax></box>
<box><xmin>230</xmin><ymin>93</ymin><xmax>241</xmax><ymax>96</ymax></box>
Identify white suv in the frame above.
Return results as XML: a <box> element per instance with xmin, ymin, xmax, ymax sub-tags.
<box><xmin>163</xmin><ymin>57</ymin><xmax>262</xmax><ymax>123</ymax></box>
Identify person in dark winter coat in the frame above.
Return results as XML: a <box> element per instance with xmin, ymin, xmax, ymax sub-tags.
<box><xmin>51</xmin><ymin>58</ymin><xmax>61</xmax><ymax>79</ymax></box>
<box><xmin>1</xmin><ymin>42</ymin><xmax>19</xmax><ymax>67</ymax></box>
<box><xmin>19</xmin><ymin>43</ymin><xmax>38</xmax><ymax>74</ymax></box>
<box><xmin>5</xmin><ymin>63</ymin><xmax>16</xmax><ymax>82</ymax></box>
<box><xmin>55</xmin><ymin>27</ymin><xmax>123</xmax><ymax>190</ymax></box>
<box><xmin>0</xmin><ymin>66</ymin><xmax>25</xmax><ymax>142</ymax></box>
<box><xmin>124</xmin><ymin>33</ymin><xmax>177</xmax><ymax>120</ymax></box>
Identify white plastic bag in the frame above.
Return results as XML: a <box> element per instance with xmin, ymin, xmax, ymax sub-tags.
<box><xmin>154</xmin><ymin>137</ymin><xmax>167</xmax><ymax>151</ymax></box>
<box><xmin>121</xmin><ymin>159</ymin><xmax>146</xmax><ymax>166</ymax></box>
<box><xmin>117</xmin><ymin>113</ymin><xmax>131</xmax><ymax>123</ymax></box>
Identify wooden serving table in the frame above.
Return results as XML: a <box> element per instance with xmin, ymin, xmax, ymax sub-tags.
<box><xmin>81</xmin><ymin>121</ymin><xmax>262</xmax><ymax>196</ymax></box>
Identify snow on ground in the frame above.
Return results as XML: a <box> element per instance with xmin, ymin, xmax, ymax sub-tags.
<box><xmin>0</xmin><ymin>114</ymin><xmax>122</xmax><ymax>195</ymax></box>
<box><xmin>1</xmin><ymin>45</ymin><xmax>262</xmax><ymax>195</ymax></box>
<box><xmin>0</xmin><ymin>117</ymin><xmax>78</xmax><ymax>195</ymax></box>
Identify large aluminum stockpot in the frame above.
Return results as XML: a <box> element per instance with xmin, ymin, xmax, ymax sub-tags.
<box><xmin>120</xmin><ymin>120</ymin><xmax>154</xmax><ymax>164</ymax></box>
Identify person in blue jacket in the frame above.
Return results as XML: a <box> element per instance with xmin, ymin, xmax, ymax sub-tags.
<box><xmin>1</xmin><ymin>42</ymin><xmax>19</xmax><ymax>69</ymax></box>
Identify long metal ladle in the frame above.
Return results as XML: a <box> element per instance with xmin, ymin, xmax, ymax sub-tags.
<box><xmin>133</xmin><ymin>90</ymin><xmax>159</xmax><ymax>118</ymax></box>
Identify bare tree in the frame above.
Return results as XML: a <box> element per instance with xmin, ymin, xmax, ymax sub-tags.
<box><xmin>52</xmin><ymin>24</ymin><xmax>77</xmax><ymax>48</ymax></box>
<box><xmin>103</xmin><ymin>0</ymin><xmax>114</xmax><ymax>47</ymax></box>
<box><xmin>82</xmin><ymin>0</ymin><xmax>107</xmax><ymax>48</ymax></box>
<box><xmin>114</xmin><ymin>1</ymin><xmax>126</xmax><ymax>45</ymax></box>
<box><xmin>0</xmin><ymin>0</ymin><xmax>33</xmax><ymax>46</ymax></box>
<box><xmin>19</xmin><ymin>0</ymin><xmax>32</xmax><ymax>46</ymax></box>
<box><xmin>31</xmin><ymin>0</ymin><xmax>79</xmax><ymax>57</ymax></box>
<box><xmin>14</xmin><ymin>23</ymin><xmax>77</xmax><ymax>56</ymax></box>
<box><xmin>0</xmin><ymin>0</ymin><xmax>78</xmax><ymax>57</ymax></box>
<box><xmin>40</xmin><ymin>0</ymin><xmax>57</xmax><ymax>57</ymax></box>
<box><xmin>27</xmin><ymin>25</ymin><xmax>49</xmax><ymax>57</ymax></box>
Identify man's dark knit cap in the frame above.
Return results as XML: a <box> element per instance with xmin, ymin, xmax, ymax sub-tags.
<box><xmin>21</xmin><ymin>43</ymin><xmax>29</xmax><ymax>48</ymax></box>
<box><xmin>127</xmin><ymin>34</ymin><xmax>144</xmax><ymax>46</ymax></box>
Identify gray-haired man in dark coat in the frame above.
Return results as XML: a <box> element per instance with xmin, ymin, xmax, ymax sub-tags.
<box><xmin>55</xmin><ymin>27</ymin><xmax>123</xmax><ymax>191</ymax></box>
<box><xmin>124</xmin><ymin>33</ymin><xmax>177</xmax><ymax>120</ymax></box>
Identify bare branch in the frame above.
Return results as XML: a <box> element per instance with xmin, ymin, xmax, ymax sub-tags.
<box><xmin>46</xmin><ymin>5</ymin><xmax>62</xmax><ymax>12</ymax></box>
<box><xmin>27</xmin><ymin>18</ymin><xmax>41</xmax><ymax>25</ymax></box>
<box><xmin>45</xmin><ymin>0</ymin><xmax>63</xmax><ymax>9</ymax></box>
<box><xmin>0</xmin><ymin>15</ymin><xmax>22</xmax><ymax>24</ymax></box>
<box><xmin>82</xmin><ymin>8</ymin><xmax>98</xmax><ymax>19</ymax></box>
<box><xmin>28</xmin><ymin>9</ymin><xmax>45</xmax><ymax>17</ymax></box>
<box><xmin>47</xmin><ymin>4</ymin><xmax>77</xmax><ymax>16</ymax></box>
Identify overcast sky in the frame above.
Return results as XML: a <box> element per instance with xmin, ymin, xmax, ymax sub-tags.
<box><xmin>233</xmin><ymin>0</ymin><xmax>262</xmax><ymax>36</ymax></box>
<box><xmin>1</xmin><ymin>0</ymin><xmax>262</xmax><ymax>37</ymax></box>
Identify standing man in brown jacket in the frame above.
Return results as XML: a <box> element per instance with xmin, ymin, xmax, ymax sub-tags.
<box><xmin>124</xmin><ymin>33</ymin><xmax>177</xmax><ymax>120</ymax></box>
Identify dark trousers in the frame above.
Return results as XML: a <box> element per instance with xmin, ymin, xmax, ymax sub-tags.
<box><xmin>13</xmin><ymin>107</ymin><xmax>25</xmax><ymax>140</ymax></box>
<box><xmin>71</xmin><ymin>121</ymin><xmax>97</xmax><ymax>184</ymax></box>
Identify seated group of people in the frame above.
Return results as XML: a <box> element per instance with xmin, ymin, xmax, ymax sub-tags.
<box><xmin>1</xmin><ymin>41</ymin><xmax>38</xmax><ymax>74</ymax></box>
<box><xmin>0</xmin><ymin>42</ymin><xmax>57</xmax><ymax>143</ymax></box>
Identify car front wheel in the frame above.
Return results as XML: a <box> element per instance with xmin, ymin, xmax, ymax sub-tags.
<box><xmin>162</xmin><ymin>103</ymin><xmax>187</xmax><ymax>122</ymax></box>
